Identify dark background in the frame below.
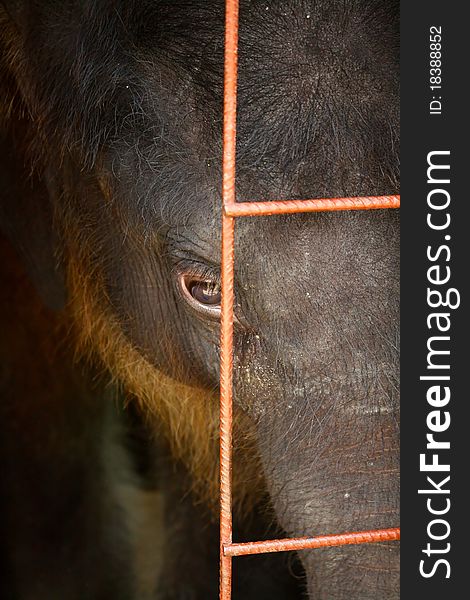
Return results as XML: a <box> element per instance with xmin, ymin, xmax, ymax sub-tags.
<box><xmin>401</xmin><ymin>2</ymin><xmax>467</xmax><ymax>597</ymax></box>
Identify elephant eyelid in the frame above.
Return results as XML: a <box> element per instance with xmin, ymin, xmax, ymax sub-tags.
<box><xmin>177</xmin><ymin>270</ymin><xmax>222</xmax><ymax>320</ymax></box>
<box><xmin>174</xmin><ymin>261</ymin><xmax>247</xmax><ymax>327</ymax></box>
<box><xmin>173</xmin><ymin>259</ymin><xmax>221</xmax><ymax>288</ymax></box>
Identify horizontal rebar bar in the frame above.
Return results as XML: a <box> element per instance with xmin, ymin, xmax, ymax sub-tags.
<box><xmin>224</xmin><ymin>195</ymin><xmax>400</xmax><ymax>216</ymax></box>
<box><xmin>224</xmin><ymin>528</ymin><xmax>401</xmax><ymax>557</ymax></box>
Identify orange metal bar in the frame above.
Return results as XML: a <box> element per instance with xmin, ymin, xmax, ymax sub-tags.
<box><xmin>219</xmin><ymin>1</ymin><xmax>239</xmax><ymax>599</ymax></box>
<box><xmin>219</xmin><ymin>215</ymin><xmax>235</xmax><ymax>600</ymax></box>
<box><xmin>219</xmin><ymin>1</ymin><xmax>400</xmax><ymax>599</ymax></box>
<box><xmin>225</xmin><ymin>195</ymin><xmax>400</xmax><ymax>217</ymax></box>
<box><xmin>224</xmin><ymin>528</ymin><xmax>401</xmax><ymax>557</ymax></box>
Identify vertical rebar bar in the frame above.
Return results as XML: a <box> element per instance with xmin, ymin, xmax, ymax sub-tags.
<box><xmin>219</xmin><ymin>1</ymin><xmax>239</xmax><ymax>599</ymax></box>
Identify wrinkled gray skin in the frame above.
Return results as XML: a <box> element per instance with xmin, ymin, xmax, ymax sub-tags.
<box><xmin>1</xmin><ymin>0</ymin><xmax>399</xmax><ymax>598</ymax></box>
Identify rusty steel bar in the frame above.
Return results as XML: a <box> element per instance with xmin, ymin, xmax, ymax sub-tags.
<box><xmin>219</xmin><ymin>1</ymin><xmax>400</xmax><ymax>599</ymax></box>
<box><xmin>219</xmin><ymin>0</ymin><xmax>239</xmax><ymax>599</ymax></box>
<box><xmin>219</xmin><ymin>213</ymin><xmax>235</xmax><ymax>600</ymax></box>
<box><xmin>224</xmin><ymin>195</ymin><xmax>400</xmax><ymax>217</ymax></box>
<box><xmin>224</xmin><ymin>528</ymin><xmax>401</xmax><ymax>557</ymax></box>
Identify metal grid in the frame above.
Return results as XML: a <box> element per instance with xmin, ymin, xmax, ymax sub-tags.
<box><xmin>218</xmin><ymin>1</ymin><xmax>400</xmax><ymax>598</ymax></box>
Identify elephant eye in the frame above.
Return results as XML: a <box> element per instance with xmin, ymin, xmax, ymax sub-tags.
<box><xmin>178</xmin><ymin>272</ymin><xmax>221</xmax><ymax>318</ymax></box>
<box><xmin>190</xmin><ymin>280</ymin><xmax>221</xmax><ymax>305</ymax></box>
<box><xmin>189</xmin><ymin>281</ymin><xmax>220</xmax><ymax>306</ymax></box>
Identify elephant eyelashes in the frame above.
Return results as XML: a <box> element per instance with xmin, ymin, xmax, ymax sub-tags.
<box><xmin>178</xmin><ymin>272</ymin><xmax>222</xmax><ymax>319</ymax></box>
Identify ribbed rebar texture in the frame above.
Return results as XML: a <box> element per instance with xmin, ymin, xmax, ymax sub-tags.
<box><xmin>225</xmin><ymin>195</ymin><xmax>400</xmax><ymax>217</ymax></box>
<box><xmin>219</xmin><ymin>0</ymin><xmax>400</xmax><ymax>599</ymax></box>
<box><xmin>224</xmin><ymin>528</ymin><xmax>401</xmax><ymax>557</ymax></box>
<box><xmin>219</xmin><ymin>1</ymin><xmax>239</xmax><ymax>599</ymax></box>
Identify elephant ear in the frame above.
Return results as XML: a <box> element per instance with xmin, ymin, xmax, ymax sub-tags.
<box><xmin>0</xmin><ymin>129</ymin><xmax>66</xmax><ymax>311</ymax></box>
<box><xmin>0</xmin><ymin>1</ymin><xmax>25</xmax><ymax>24</ymax></box>
<box><xmin>0</xmin><ymin>1</ymin><xmax>66</xmax><ymax>310</ymax></box>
